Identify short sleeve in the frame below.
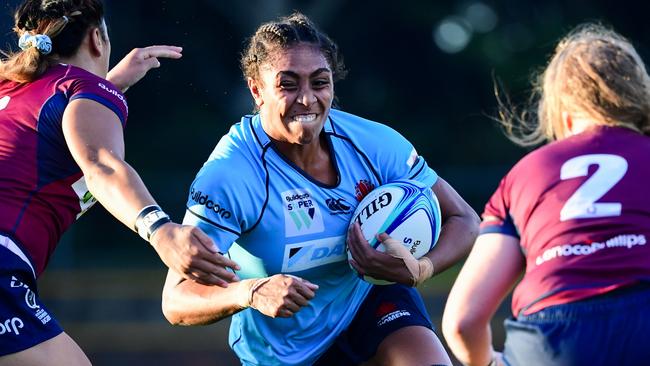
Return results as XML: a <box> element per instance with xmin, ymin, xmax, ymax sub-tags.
<box><xmin>68</xmin><ymin>77</ymin><xmax>128</xmax><ymax>127</ymax></box>
<box><xmin>479</xmin><ymin>174</ymin><xmax>520</xmax><ymax>238</ymax></box>
<box><xmin>375</xmin><ymin>125</ymin><xmax>438</xmax><ymax>187</ymax></box>
<box><xmin>182</xmin><ymin>162</ymin><xmax>244</xmax><ymax>253</ymax></box>
<box><xmin>182</xmin><ymin>134</ymin><xmax>265</xmax><ymax>253</ymax></box>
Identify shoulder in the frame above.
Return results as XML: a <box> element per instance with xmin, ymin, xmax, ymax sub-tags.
<box><xmin>195</xmin><ymin>117</ymin><xmax>266</xmax><ymax>189</ymax></box>
<box><xmin>327</xmin><ymin>109</ymin><xmax>413</xmax><ymax>156</ymax></box>
<box><xmin>328</xmin><ymin>108</ymin><xmax>401</xmax><ymax>139</ymax></box>
<box><xmin>54</xmin><ymin>64</ymin><xmax>129</xmax><ymax>124</ymax></box>
<box><xmin>187</xmin><ymin>117</ymin><xmax>268</xmax><ymax>234</ymax></box>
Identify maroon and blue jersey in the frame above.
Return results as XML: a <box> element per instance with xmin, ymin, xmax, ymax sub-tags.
<box><xmin>480</xmin><ymin>126</ymin><xmax>650</xmax><ymax>315</ymax></box>
<box><xmin>0</xmin><ymin>64</ymin><xmax>128</xmax><ymax>277</ymax></box>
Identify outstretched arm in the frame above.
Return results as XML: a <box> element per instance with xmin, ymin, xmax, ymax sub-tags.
<box><xmin>62</xmin><ymin>98</ymin><xmax>239</xmax><ymax>286</ymax></box>
<box><xmin>442</xmin><ymin>233</ymin><xmax>524</xmax><ymax>366</ymax></box>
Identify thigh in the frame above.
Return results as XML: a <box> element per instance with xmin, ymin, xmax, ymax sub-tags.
<box><xmin>0</xmin><ymin>332</ymin><xmax>91</xmax><ymax>366</ymax></box>
<box><xmin>365</xmin><ymin>325</ymin><xmax>451</xmax><ymax>366</ymax></box>
<box><xmin>316</xmin><ymin>284</ymin><xmax>447</xmax><ymax>365</ymax></box>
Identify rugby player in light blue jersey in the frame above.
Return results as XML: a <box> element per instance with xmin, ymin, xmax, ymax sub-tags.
<box><xmin>162</xmin><ymin>12</ymin><xmax>479</xmax><ymax>366</ymax></box>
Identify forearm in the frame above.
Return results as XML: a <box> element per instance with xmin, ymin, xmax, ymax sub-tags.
<box><xmin>83</xmin><ymin>149</ymin><xmax>156</xmax><ymax>229</ymax></box>
<box><xmin>163</xmin><ymin>277</ymin><xmax>255</xmax><ymax>325</ymax></box>
<box><xmin>424</xmin><ymin>213</ymin><xmax>479</xmax><ymax>274</ymax></box>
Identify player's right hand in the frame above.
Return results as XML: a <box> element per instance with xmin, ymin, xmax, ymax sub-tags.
<box><xmin>247</xmin><ymin>274</ymin><xmax>319</xmax><ymax>318</ymax></box>
<box><xmin>107</xmin><ymin>45</ymin><xmax>183</xmax><ymax>92</ymax></box>
<box><xmin>150</xmin><ymin>222</ymin><xmax>241</xmax><ymax>287</ymax></box>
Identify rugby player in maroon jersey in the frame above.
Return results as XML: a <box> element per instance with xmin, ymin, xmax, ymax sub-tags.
<box><xmin>443</xmin><ymin>24</ymin><xmax>650</xmax><ymax>366</ymax></box>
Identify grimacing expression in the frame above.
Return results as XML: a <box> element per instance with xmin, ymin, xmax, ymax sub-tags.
<box><xmin>253</xmin><ymin>44</ymin><xmax>334</xmax><ymax>146</ymax></box>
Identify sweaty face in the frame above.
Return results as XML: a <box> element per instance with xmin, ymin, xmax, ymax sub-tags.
<box><xmin>252</xmin><ymin>44</ymin><xmax>334</xmax><ymax>146</ymax></box>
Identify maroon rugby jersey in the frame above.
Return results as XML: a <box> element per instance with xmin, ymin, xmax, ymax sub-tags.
<box><xmin>0</xmin><ymin>64</ymin><xmax>128</xmax><ymax>277</ymax></box>
<box><xmin>480</xmin><ymin>126</ymin><xmax>650</xmax><ymax>315</ymax></box>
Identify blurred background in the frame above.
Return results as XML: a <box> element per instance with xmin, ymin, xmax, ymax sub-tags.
<box><xmin>2</xmin><ymin>0</ymin><xmax>649</xmax><ymax>365</ymax></box>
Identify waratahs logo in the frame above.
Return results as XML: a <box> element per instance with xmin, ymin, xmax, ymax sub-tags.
<box><xmin>355</xmin><ymin>179</ymin><xmax>375</xmax><ymax>202</ymax></box>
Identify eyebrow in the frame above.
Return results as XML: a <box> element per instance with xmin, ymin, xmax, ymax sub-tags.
<box><xmin>277</xmin><ymin>68</ymin><xmax>331</xmax><ymax>79</ymax></box>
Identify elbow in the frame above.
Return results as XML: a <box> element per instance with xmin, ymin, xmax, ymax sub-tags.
<box><xmin>161</xmin><ymin>295</ymin><xmax>183</xmax><ymax>326</ymax></box>
<box><xmin>442</xmin><ymin>307</ymin><xmax>488</xmax><ymax>350</ymax></box>
<box><xmin>161</xmin><ymin>291</ymin><xmax>196</xmax><ymax>326</ymax></box>
<box><xmin>467</xmin><ymin>208</ymin><xmax>481</xmax><ymax>237</ymax></box>
<box><xmin>442</xmin><ymin>312</ymin><xmax>472</xmax><ymax>344</ymax></box>
<box><xmin>463</xmin><ymin>209</ymin><xmax>481</xmax><ymax>250</ymax></box>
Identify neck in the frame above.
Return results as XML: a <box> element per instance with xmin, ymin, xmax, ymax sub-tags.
<box><xmin>59</xmin><ymin>52</ymin><xmax>106</xmax><ymax>78</ymax></box>
<box><xmin>272</xmin><ymin>135</ymin><xmax>326</xmax><ymax>170</ymax></box>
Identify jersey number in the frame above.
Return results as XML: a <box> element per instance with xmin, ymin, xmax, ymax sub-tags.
<box><xmin>560</xmin><ymin>154</ymin><xmax>627</xmax><ymax>221</ymax></box>
<box><xmin>0</xmin><ymin>96</ymin><xmax>10</xmax><ymax>110</ymax></box>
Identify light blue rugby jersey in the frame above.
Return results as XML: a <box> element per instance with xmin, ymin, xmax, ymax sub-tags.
<box><xmin>183</xmin><ymin>108</ymin><xmax>437</xmax><ymax>366</ymax></box>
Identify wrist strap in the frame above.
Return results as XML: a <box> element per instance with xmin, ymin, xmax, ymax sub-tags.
<box><xmin>134</xmin><ymin>205</ymin><xmax>171</xmax><ymax>241</ymax></box>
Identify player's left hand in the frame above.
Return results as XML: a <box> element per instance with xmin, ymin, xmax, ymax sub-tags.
<box><xmin>107</xmin><ymin>45</ymin><xmax>183</xmax><ymax>92</ymax></box>
<box><xmin>347</xmin><ymin>223</ymin><xmax>434</xmax><ymax>286</ymax></box>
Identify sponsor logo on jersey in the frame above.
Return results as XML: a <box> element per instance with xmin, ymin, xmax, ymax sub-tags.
<box><xmin>355</xmin><ymin>180</ymin><xmax>375</xmax><ymax>202</ymax></box>
<box><xmin>281</xmin><ymin>235</ymin><xmax>346</xmax><ymax>272</ymax></box>
<box><xmin>283</xmin><ymin>189</ymin><xmax>324</xmax><ymax>237</ymax></box>
<box><xmin>0</xmin><ymin>317</ymin><xmax>24</xmax><ymax>336</ymax></box>
<box><xmin>326</xmin><ymin>197</ymin><xmax>352</xmax><ymax>215</ymax></box>
<box><xmin>535</xmin><ymin>233</ymin><xmax>647</xmax><ymax>266</ymax></box>
<box><xmin>98</xmin><ymin>82</ymin><xmax>128</xmax><ymax>112</ymax></box>
<box><xmin>190</xmin><ymin>188</ymin><xmax>232</xmax><ymax>219</ymax></box>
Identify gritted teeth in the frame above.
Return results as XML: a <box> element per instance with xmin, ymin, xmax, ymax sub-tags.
<box><xmin>293</xmin><ymin>113</ymin><xmax>317</xmax><ymax>122</ymax></box>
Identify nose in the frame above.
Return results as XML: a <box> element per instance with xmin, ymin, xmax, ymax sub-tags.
<box><xmin>297</xmin><ymin>88</ymin><xmax>317</xmax><ymax>106</ymax></box>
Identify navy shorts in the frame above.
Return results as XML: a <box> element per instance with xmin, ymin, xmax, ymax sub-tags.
<box><xmin>0</xmin><ymin>241</ymin><xmax>62</xmax><ymax>356</ymax></box>
<box><xmin>314</xmin><ymin>283</ymin><xmax>434</xmax><ymax>365</ymax></box>
<box><xmin>503</xmin><ymin>283</ymin><xmax>650</xmax><ymax>366</ymax></box>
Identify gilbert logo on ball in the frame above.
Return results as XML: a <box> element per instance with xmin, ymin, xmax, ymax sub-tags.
<box><xmin>347</xmin><ymin>179</ymin><xmax>442</xmax><ymax>285</ymax></box>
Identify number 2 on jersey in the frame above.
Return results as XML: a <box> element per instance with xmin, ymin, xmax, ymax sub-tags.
<box><xmin>560</xmin><ymin>154</ymin><xmax>627</xmax><ymax>221</ymax></box>
<box><xmin>0</xmin><ymin>96</ymin><xmax>10</xmax><ymax>110</ymax></box>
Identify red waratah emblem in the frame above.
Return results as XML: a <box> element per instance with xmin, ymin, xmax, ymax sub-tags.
<box><xmin>355</xmin><ymin>179</ymin><xmax>375</xmax><ymax>202</ymax></box>
<box><xmin>375</xmin><ymin>302</ymin><xmax>397</xmax><ymax>317</ymax></box>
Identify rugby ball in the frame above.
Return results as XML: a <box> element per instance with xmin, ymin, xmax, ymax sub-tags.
<box><xmin>347</xmin><ymin>179</ymin><xmax>442</xmax><ymax>285</ymax></box>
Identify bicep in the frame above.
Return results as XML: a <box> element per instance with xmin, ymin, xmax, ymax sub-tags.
<box><xmin>446</xmin><ymin>233</ymin><xmax>524</xmax><ymax>321</ymax></box>
<box><xmin>62</xmin><ymin>98</ymin><xmax>125</xmax><ymax>172</ymax></box>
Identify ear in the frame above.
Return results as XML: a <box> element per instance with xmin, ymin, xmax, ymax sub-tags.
<box><xmin>88</xmin><ymin>26</ymin><xmax>105</xmax><ymax>57</ymax></box>
<box><xmin>247</xmin><ymin>77</ymin><xmax>264</xmax><ymax>107</ymax></box>
<box><xmin>562</xmin><ymin>111</ymin><xmax>573</xmax><ymax>136</ymax></box>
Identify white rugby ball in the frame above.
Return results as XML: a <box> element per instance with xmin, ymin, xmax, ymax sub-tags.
<box><xmin>347</xmin><ymin>179</ymin><xmax>442</xmax><ymax>285</ymax></box>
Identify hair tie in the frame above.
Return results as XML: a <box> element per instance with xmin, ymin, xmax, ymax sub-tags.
<box><xmin>18</xmin><ymin>32</ymin><xmax>52</xmax><ymax>55</ymax></box>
